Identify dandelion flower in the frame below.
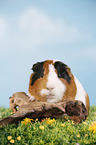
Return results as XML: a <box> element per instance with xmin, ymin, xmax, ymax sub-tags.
<box><xmin>17</xmin><ymin>136</ymin><xmax>21</xmax><ymax>141</ymax></box>
<box><xmin>64</xmin><ymin>116</ymin><xmax>69</xmax><ymax>120</ymax></box>
<box><xmin>35</xmin><ymin>118</ymin><xmax>38</xmax><ymax>121</ymax></box>
<box><xmin>45</xmin><ymin>118</ymin><xmax>56</xmax><ymax>125</ymax></box>
<box><xmin>71</xmin><ymin>121</ymin><xmax>74</xmax><ymax>125</ymax></box>
<box><xmin>61</xmin><ymin>123</ymin><xmax>65</xmax><ymax>127</ymax></box>
<box><xmin>64</xmin><ymin>116</ymin><xmax>66</xmax><ymax>119</ymax></box>
<box><xmin>88</xmin><ymin>121</ymin><xmax>96</xmax><ymax>133</ymax></box>
<box><xmin>39</xmin><ymin>126</ymin><xmax>45</xmax><ymax>130</ymax></box>
<box><xmin>7</xmin><ymin>136</ymin><xmax>12</xmax><ymax>140</ymax></box>
<box><xmin>85</xmin><ymin>134</ymin><xmax>88</xmax><ymax>137</ymax></box>
<box><xmin>41</xmin><ymin>118</ymin><xmax>46</xmax><ymax>123</ymax></box>
<box><xmin>77</xmin><ymin>134</ymin><xmax>80</xmax><ymax>138</ymax></box>
<box><xmin>21</xmin><ymin>118</ymin><xmax>33</xmax><ymax>125</ymax></box>
<box><xmin>11</xmin><ymin>112</ymin><xmax>14</xmax><ymax>115</ymax></box>
<box><xmin>10</xmin><ymin>139</ymin><xmax>14</xmax><ymax>144</ymax></box>
<box><xmin>92</xmin><ymin>121</ymin><xmax>96</xmax><ymax>126</ymax></box>
<box><xmin>83</xmin><ymin>121</ymin><xmax>87</xmax><ymax>125</ymax></box>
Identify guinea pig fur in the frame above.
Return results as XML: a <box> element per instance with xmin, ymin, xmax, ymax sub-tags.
<box><xmin>28</xmin><ymin>60</ymin><xmax>89</xmax><ymax>112</ymax></box>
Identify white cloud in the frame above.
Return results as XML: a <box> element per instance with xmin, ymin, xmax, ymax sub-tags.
<box><xmin>16</xmin><ymin>8</ymin><xmax>64</xmax><ymax>49</ymax></box>
<box><xmin>18</xmin><ymin>7</ymin><xmax>87</xmax><ymax>45</ymax></box>
<box><xmin>0</xmin><ymin>7</ymin><xmax>91</xmax><ymax>57</ymax></box>
<box><xmin>0</xmin><ymin>16</ymin><xmax>7</xmax><ymax>39</ymax></box>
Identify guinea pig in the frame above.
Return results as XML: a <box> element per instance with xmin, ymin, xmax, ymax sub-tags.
<box><xmin>28</xmin><ymin>60</ymin><xmax>89</xmax><ymax>112</ymax></box>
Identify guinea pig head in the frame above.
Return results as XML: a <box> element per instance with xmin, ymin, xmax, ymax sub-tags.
<box><xmin>28</xmin><ymin>60</ymin><xmax>76</xmax><ymax>102</ymax></box>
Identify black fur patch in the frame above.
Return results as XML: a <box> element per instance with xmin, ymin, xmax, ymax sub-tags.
<box><xmin>54</xmin><ymin>61</ymin><xmax>71</xmax><ymax>83</ymax></box>
<box><xmin>31</xmin><ymin>61</ymin><xmax>45</xmax><ymax>85</ymax></box>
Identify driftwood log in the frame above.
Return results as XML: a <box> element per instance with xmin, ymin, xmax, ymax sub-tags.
<box><xmin>0</xmin><ymin>100</ymin><xmax>88</xmax><ymax>127</ymax></box>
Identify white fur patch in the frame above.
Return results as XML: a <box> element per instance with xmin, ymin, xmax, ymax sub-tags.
<box><xmin>27</xmin><ymin>92</ymin><xmax>35</xmax><ymax>101</ymax></box>
<box><xmin>53</xmin><ymin>59</ymin><xmax>59</xmax><ymax>63</ymax></box>
<box><xmin>74</xmin><ymin>76</ymin><xmax>86</xmax><ymax>106</ymax></box>
<box><xmin>40</xmin><ymin>64</ymin><xmax>66</xmax><ymax>102</ymax></box>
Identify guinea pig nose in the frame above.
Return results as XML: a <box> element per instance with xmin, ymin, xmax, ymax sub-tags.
<box><xmin>47</xmin><ymin>87</ymin><xmax>54</xmax><ymax>91</ymax></box>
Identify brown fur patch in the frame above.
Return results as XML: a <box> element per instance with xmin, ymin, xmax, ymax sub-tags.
<box><xmin>28</xmin><ymin>60</ymin><xmax>53</xmax><ymax>101</ymax></box>
<box><xmin>53</xmin><ymin>63</ymin><xmax>77</xmax><ymax>101</ymax></box>
<box><xmin>61</xmin><ymin>73</ymin><xmax>77</xmax><ymax>101</ymax></box>
<box><xmin>86</xmin><ymin>94</ymin><xmax>90</xmax><ymax>112</ymax></box>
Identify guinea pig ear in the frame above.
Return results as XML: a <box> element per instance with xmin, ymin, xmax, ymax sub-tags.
<box><xmin>66</xmin><ymin>66</ymin><xmax>71</xmax><ymax>76</ymax></box>
<box><xmin>32</xmin><ymin>62</ymin><xmax>44</xmax><ymax>72</ymax></box>
<box><xmin>54</xmin><ymin>61</ymin><xmax>71</xmax><ymax>83</ymax></box>
<box><xmin>32</xmin><ymin>63</ymin><xmax>38</xmax><ymax>72</ymax></box>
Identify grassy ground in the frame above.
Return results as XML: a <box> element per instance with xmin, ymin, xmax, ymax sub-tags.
<box><xmin>0</xmin><ymin>106</ymin><xmax>96</xmax><ymax>145</ymax></box>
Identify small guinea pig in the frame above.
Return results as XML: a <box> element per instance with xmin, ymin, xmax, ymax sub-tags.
<box><xmin>28</xmin><ymin>60</ymin><xmax>89</xmax><ymax>112</ymax></box>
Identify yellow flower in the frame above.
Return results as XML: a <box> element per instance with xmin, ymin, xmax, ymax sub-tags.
<box><xmin>88</xmin><ymin>121</ymin><xmax>96</xmax><ymax>133</ymax></box>
<box><xmin>71</xmin><ymin>121</ymin><xmax>74</xmax><ymax>125</ymax></box>
<box><xmin>61</xmin><ymin>123</ymin><xmax>65</xmax><ymax>127</ymax></box>
<box><xmin>10</xmin><ymin>139</ymin><xmax>14</xmax><ymax>144</ymax></box>
<box><xmin>41</xmin><ymin>118</ymin><xmax>56</xmax><ymax>125</ymax></box>
<box><xmin>35</xmin><ymin>118</ymin><xmax>38</xmax><ymax>122</ymax></box>
<box><xmin>64</xmin><ymin>116</ymin><xmax>66</xmax><ymax>119</ymax></box>
<box><xmin>85</xmin><ymin>134</ymin><xmax>88</xmax><ymax>137</ymax></box>
<box><xmin>83</xmin><ymin>121</ymin><xmax>87</xmax><ymax>125</ymax></box>
<box><xmin>91</xmin><ymin>121</ymin><xmax>96</xmax><ymax>126</ymax></box>
<box><xmin>77</xmin><ymin>134</ymin><xmax>80</xmax><ymax>138</ymax></box>
<box><xmin>7</xmin><ymin>136</ymin><xmax>12</xmax><ymax>140</ymax></box>
<box><xmin>45</xmin><ymin>118</ymin><xmax>56</xmax><ymax>125</ymax></box>
<box><xmin>11</xmin><ymin>112</ymin><xmax>14</xmax><ymax>115</ymax></box>
<box><xmin>41</xmin><ymin>118</ymin><xmax>46</xmax><ymax>123</ymax></box>
<box><xmin>39</xmin><ymin>126</ymin><xmax>45</xmax><ymax>130</ymax></box>
<box><xmin>21</xmin><ymin>118</ymin><xmax>33</xmax><ymax>125</ymax></box>
<box><xmin>64</xmin><ymin>116</ymin><xmax>68</xmax><ymax>120</ymax></box>
<box><xmin>17</xmin><ymin>136</ymin><xmax>21</xmax><ymax>141</ymax></box>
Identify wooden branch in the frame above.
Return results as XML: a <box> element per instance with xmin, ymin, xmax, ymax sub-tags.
<box><xmin>0</xmin><ymin>100</ymin><xmax>88</xmax><ymax>127</ymax></box>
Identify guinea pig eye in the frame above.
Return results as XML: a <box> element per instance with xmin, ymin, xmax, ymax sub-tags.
<box><xmin>54</xmin><ymin>61</ymin><xmax>71</xmax><ymax>84</ymax></box>
<box><xmin>31</xmin><ymin>61</ymin><xmax>45</xmax><ymax>85</ymax></box>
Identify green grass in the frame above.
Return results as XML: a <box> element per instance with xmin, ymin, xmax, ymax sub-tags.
<box><xmin>0</xmin><ymin>106</ymin><xmax>96</xmax><ymax>145</ymax></box>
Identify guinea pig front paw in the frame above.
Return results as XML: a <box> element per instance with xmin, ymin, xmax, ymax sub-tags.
<box><xmin>28</xmin><ymin>96</ymin><xmax>36</xmax><ymax>102</ymax></box>
<box><xmin>27</xmin><ymin>92</ymin><xmax>35</xmax><ymax>101</ymax></box>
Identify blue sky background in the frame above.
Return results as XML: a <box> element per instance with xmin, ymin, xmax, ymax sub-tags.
<box><xmin>0</xmin><ymin>0</ymin><xmax>96</xmax><ymax>107</ymax></box>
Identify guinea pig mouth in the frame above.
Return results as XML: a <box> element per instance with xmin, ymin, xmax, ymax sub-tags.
<box><xmin>46</xmin><ymin>95</ymin><xmax>55</xmax><ymax>99</ymax></box>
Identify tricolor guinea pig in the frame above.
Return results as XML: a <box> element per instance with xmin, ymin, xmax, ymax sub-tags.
<box><xmin>28</xmin><ymin>60</ymin><xmax>89</xmax><ymax>112</ymax></box>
